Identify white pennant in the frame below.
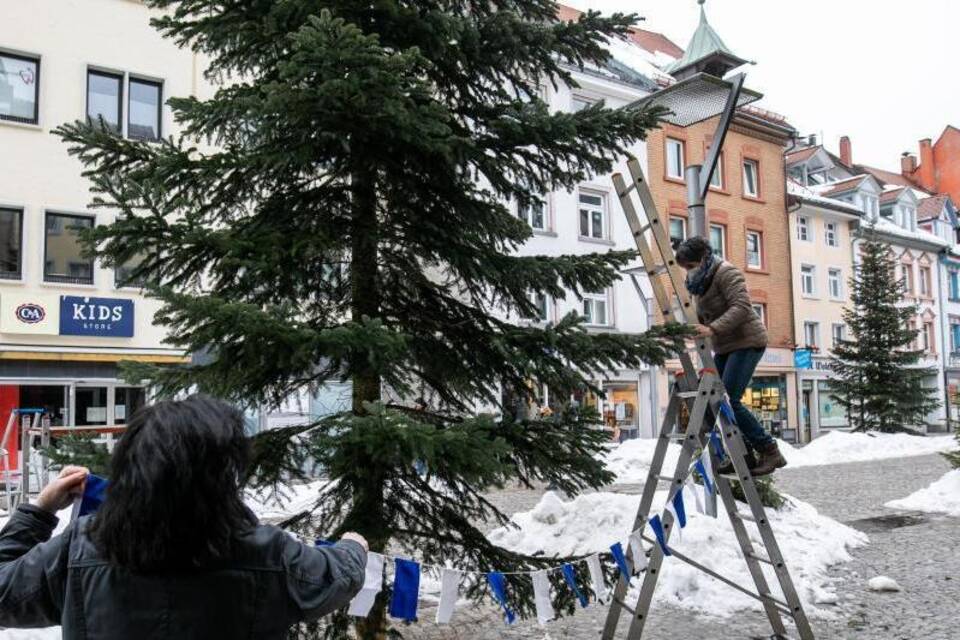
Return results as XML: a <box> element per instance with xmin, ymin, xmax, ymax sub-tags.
<box><xmin>700</xmin><ymin>449</ymin><xmax>719</xmax><ymax>518</ymax></box>
<box><xmin>348</xmin><ymin>552</ymin><xmax>384</xmax><ymax>617</ymax></box>
<box><xmin>586</xmin><ymin>554</ymin><xmax>609</xmax><ymax>604</ymax></box>
<box><xmin>628</xmin><ymin>531</ymin><xmax>647</xmax><ymax>572</ymax></box>
<box><xmin>686</xmin><ymin>475</ymin><xmax>705</xmax><ymax>515</ymax></box>
<box><xmin>664</xmin><ymin>502</ymin><xmax>683</xmax><ymax>543</ymax></box>
<box><xmin>531</xmin><ymin>570</ymin><xmax>555</xmax><ymax>625</ymax></box>
<box><xmin>435</xmin><ymin>568</ymin><xmax>461</xmax><ymax>624</ymax></box>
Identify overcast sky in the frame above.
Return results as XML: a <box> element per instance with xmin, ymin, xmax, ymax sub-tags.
<box><xmin>565</xmin><ymin>0</ymin><xmax>960</xmax><ymax>172</ymax></box>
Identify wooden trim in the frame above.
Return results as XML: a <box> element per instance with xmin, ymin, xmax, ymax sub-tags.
<box><xmin>0</xmin><ymin>351</ymin><xmax>189</xmax><ymax>363</ymax></box>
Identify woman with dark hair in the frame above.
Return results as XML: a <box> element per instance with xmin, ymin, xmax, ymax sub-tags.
<box><xmin>675</xmin><ymin>237</ymin><xmax>787</xmax><ymax>476</ymax></box>
<box><xmin>0</xmin><ymin>395</ymin><xmax>368</xmax><ymax>638</ymax></box>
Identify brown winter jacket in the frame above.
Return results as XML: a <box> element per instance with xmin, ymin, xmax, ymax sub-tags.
<box><xmin>695</xmin><ymin>260</ymin><xmax>768</xmax><ymax>355</ymax></box>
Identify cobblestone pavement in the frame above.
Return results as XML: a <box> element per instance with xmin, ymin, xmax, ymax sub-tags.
<box><xmin>406</xmin><ymin>453</ymin><xmax>958</xmax><ymax>640</ymax></box>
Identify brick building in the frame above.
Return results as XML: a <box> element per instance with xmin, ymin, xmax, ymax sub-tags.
<box><xmin>645</xmin><ymin>2</ymin><xmax>800</xmax><ymax>441</ymax></box>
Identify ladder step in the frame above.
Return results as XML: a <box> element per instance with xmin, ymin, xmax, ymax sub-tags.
<box><xmin>665</xmin><ymin>432</ymin><xmax>690</xmax><ymax>440</ymax></box>
<box><xmin>676</xmin><ymin>391</ymin><xmax>701</xmax><ymax>398</ymax></box>
<box><xmin>611</xmin><ymin>597</ymin><xmax>636</xmax><ymax>616</ymax></box>
<box><xmin>655</xmin><ymin>474</ymin><xmax>679</xmax><ymax>483</ymax></box>
<box><xmin>748</xmin><ymin>552</ymin><xmax>774</xmax><ymax>565</ymax></box>
<box><xmin>733</xmin><ymin>510</ymin><xmax>756</xmax><ymax>523</ymax></box>
<box><xmin>647</xmin><ymin>263</ymin><xmax>670</xmax><ymax>276</ymax></box>
<box><xmin>759</xmin><ymin>592</ymin><xmax>791</xmax><ymax>611</ymax></box>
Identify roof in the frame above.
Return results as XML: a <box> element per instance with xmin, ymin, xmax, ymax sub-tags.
<box><xmin>787</xmin><ymin>179</ymin><xmax>862</xmax><ymax>216</ymax></box>
<box><xmin>880</xmin><ymin>187</ymin><xmax>906</xmax><ymax>204</ymax></box>
<box><xmin>860</xmin><ymin>216</ymin><xmax>948</xmax><ymax>249</ymax></box>
<box><xmin>663</xmin><ymin>2</ymin><xmax>748</xmax><ymax>76</ymax></box>
<box><xmin>785</xmin><ymin>146</ymin><xmax>821</xmax><ymax>166</ymax></box>
<box><xmin>918</xmin><ymin>195</ymin><xmax>949</xmax><ymax>220</ymax></box>
<box><xmin>627</xmin><ymin>28</ymin><xmax>683</xmax><ymax>59</ymax></box>
<box><xmin>859</xmin><ymin>164</ymin><xmax>917</xmax><ymax>189</ymax></box>
<box><xmin>816</xmin><ymin>176</ymin><xmax>868</xmax><ymax>197</ymax></box>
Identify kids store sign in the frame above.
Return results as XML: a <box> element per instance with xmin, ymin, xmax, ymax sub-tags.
<box><xmin>0</xmin><ymin>294</ymin><xmax>134</xmax><ymax>338</ymax></box>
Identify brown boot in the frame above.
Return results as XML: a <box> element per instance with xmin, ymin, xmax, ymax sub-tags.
<box><xmin>715</xmin><ymin>450</ymin><xmax>757</xmax><ymax>476</ymax></box>
<box><xmin>751</xmin><ymin>442</ymin><xmax>787</xmax><ymax>477</ymax></box>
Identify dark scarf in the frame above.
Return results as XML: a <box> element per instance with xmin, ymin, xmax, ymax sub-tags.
<box><xmin>685</xmin><ymin>253</ymin><xmax>720</xmax><ymax>296</ymax></box>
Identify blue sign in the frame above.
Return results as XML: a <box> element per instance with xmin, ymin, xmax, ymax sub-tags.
<box><xmin>59</xmin><ymin>296</ymin><xmax>134</xmax><ymax>337</ymax></box>
<box><xmin>794</xmin><ymin>349</ymin><xmax>813</xmax><ymax>370</ymax></box>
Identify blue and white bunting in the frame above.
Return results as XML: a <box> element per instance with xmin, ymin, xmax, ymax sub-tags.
<box><xmin>389</xmin><ymin>558</ymin><xmax>420</xmax><ymax>621</ymax></box>
<box><xmin>531</xmin><ymin>570</ymin><xmax>555</xmax><ymax>625</ymax></box>
<box><xmin>695</xmin><ymin>456</ymin><xmax>714</xmax><ymax>495</ymax></box>
<box><xmin>664</xmin><ymin>488</ymin><xmax>687</xmax><ymax>542</ymax></box>
<box><xmin>562</xmin><ymin>563</ymin><xmax>588</xmax><ymax>608</ymax></box>
<box><xmin>487</xmin><ymin>572</ymin><xmax>515</xmax><ymax>624</ymax></box>
<box><xmin>710</xmin><ymin>429</ymin><xmax>726</xmax><ymax>461</ymax></box>
<box><xmin>610</xmin><ymin>542</ymin><xmax>631</xmax><ymax>579</ymax></box>
<box><xmin>686</xmin><ymin>475</ymin><xmax>705</xmax><ymax>515</ymax></box>
<box><xmin>628</xmin><ymin>530</ymin><xmax>648</xmax><ymax>571</ymax></box>
<box><xmin>348</xmin><ymin>552</ymin><xmax>384</xmax><ymax>617</ymax></box>
<box><xmin>586</xmin><ymin>554</ymin><xmax>609</xmax><ymax>604</ymax></box>
<box><xmin>649</xmin><ymin>515</ymin><xmax>671</xmax><ymax>556</ymax></box>
<box><xmin>435</xmin><ymin>569</ymin><xmax>460</xmax><ymax>624</ymax></box>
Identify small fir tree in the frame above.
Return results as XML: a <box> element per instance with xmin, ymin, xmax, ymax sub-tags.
<box><xmin>42</xmin><ymin>432</ymin><xmax>112</xmax><ymax>478</ymax></box>
<box><xmin>55</xmin><ymin>2</ymin><xmax>688</xmax><ymax>636</ymax></box>
<box><xmin>829</xmin><ymin>236</ymin><xmax>940</xmax><ymax>432</ymax></box>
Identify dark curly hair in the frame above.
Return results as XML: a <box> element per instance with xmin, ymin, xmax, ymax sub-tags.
<box><xmin>675</xmin><ymin>236</ymin><xmax>713</xmax><ymax>265</ymax></box>
<box><xmin>88</xmin><ymin>394</ymin><xmax>257</xmax><ymax>572</ymax></box>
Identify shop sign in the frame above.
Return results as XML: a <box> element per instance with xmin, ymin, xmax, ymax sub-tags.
<box><xmin>793</xmin><ymin>349</ymin><xmax>812</xmax><ymax>369</ymax></box>
<box><xmin>812</xmin><ymin>357</ymin><xmax>834</xmax><ymax>372</ymax></box>
<box><xmin>59</xmin><ymin>296</ymin><xmax>135</xmax><ymax>337</ymax></box>
<box><xmin>0</xmin><ymin>293</ymin><xmax>60</xmax><ymax>335</ymax></box>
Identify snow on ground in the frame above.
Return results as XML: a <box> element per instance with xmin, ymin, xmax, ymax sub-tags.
<box><xmin>245</xmin><ymin>479</ymin><xmax>330</xmax><ymax>521</ymax></box>
<box><xmin>884</xmin><ymin>469</ymin><xmax>960</xmax><ymax>517</ymax></box>
<box><xmin>604</xmin><ymin>431</ymin><xmax>955</xmax><ymax>483</ymax></box>
<box><xmin>488</xmin><ymin>489</ymin><xmax>867</xmax><ymax>619</ymax></box>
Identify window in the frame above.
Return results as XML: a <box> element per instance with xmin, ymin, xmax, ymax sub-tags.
<box><xmin>751</xmin><ymin>303</ymin><xmax>766</xmax><ymax>327</ymax></box>
<box><xmin>828</xmin><ymin>268</ymin><xmax>843</xmax><ymax>299</ymax></box>
<box><xmin>518</xmin><ymin>198</ymin><xmax>547</xmax><ymax>231</ymax></box>
<box><xmin>742</xmin><ymin>159</ymin><xmax>760</xmax><ymax>197</ymax></box>
<box><xmin>114</xmin><ymin>387</ymin><xmax>146</xmax><ymax>425</ymax></box>
<box><xmin>578</xmin><ymin>192</ymin><xmax>606</xmax><ymax>240</ymax></box>
<box><xmin>800</xmin><ymin>264</ymin><xmax>816</xmax><ymax>296</ymax></box>
<box><xmin>923</xmin><ymin>321</ymin><xmax>935</xmax><ymax>353</ymax></box>
<box><xmin>950</xmin><ymin>269</ymin><xmax>960</xmax><ymax>301</ymax></box>
<box><xmin>44</xmin><ymin>212</ymin><xmax>95</xmax><ymax>284</ymax></box>
<box><xmin>708</xmin><ymin>154</ymin><xmax>724</xmax><ymax>189</ymax></box>
<box><xmin>669</xmin><ymin>217</ymin><xmax>687</xmax><ymax>246</ymax></box>
<box><xmin>919</xmin><ymin>266</ymin><xmax>931</xmax><ymax>297</ymax></box>
<box><xmin>116</xmin><ymin>252</ymin><xmax>147</xmax><ymax>288</ymax></box>
<box><xmin>666</xmin><ymin>138</ymin><xmax>685</xmax><ymax>180</ymax></box>
<box><xmin>0</xmin><ymin>51</ymin><xmax>40</xmax><ymax>124</ymax></box>
<box><xmin>906</xmin><ymin>319</ymin><xmax>918</xmax><ymax>350</ymax></box>
<box><xmin>709</xmin><ymin>224</ymin><xmax>726</xmax><ymax>259</ymax></box>
<box><xmin>532</xmin><ymin>293</ymin><xmax>550</xmax><ymax>323</ymax></box>
<box><xmin>950</xmin><ymin>317</ymin><xmax>960</xmax><ymax>353</ymax></box>
<box><xmin>745</xmin><ymin>231</ymin><xmax>762</xmax><ymax>268</ymax></box>
<box><xmin>797</xmin><ymin>216</ymin><xmax>810</xmax><ymax>242</ymax></box>
<box><xmin>571</xmin><ymin>96</ymin><xmax>596</xmax><ymax>112</ymax></box>
<box><xmin>902</xmin><ymin>264</ymin><xmax>914</xmax><ymax>295</ymax></box>
<box><xmin>832</xmin><ymin>323</ymin><xmax>845</xmax><ymax>347</ymax></box>
<box><xmin>0</xmin><ymin>207</ymin><xmax>23</xmax><ymax>279</ymax></box>
<box><xmin>86</xmin><ymin>70</ymin><xmax>122</xmax><ymax>133</ymax></box>
<box><xmin>803</xmin><ymin>321</ymin><xmax>820</xmax><ymax>349</ymax></box>
<box><xmin>128</xmin><ymin>77</ymin><xmax>162</xmax><ymax>141</ymax></box>
<box><xmin>582</xmin><ymin>290</ymin><xmax>609</xmax><ymax>326</ymax></box>
<box><xmin>825</xmin><ymin>222</ymin><xmax>838</xmax><ymax>247</ymax></box>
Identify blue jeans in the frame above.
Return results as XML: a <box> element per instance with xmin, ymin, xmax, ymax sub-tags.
<box><xmin>714</xmin><ymin>348</ymin><xmax>774</xmax><ymax>451</ymax></box>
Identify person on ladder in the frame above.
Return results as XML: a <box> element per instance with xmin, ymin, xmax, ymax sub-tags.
<box><xmin>674</xmin><ymin>237</ymin><xmax>787</xmax><ymax>476</ymax></box>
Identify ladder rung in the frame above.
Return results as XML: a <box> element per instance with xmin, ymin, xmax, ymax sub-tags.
<box><xmin>611</xmin><ymin>597</ymin><xmax>636</xmax><ymax>616</ymax></box>
<box><xmin>676</xmin><ymin>391</ymin><xmax>701</xmax><ymax>398</ymax></box>
<box><xmin>748</xmin><ymin>552</ymin><xmax>774</xmax><ymax>565</ymax></box>
<box><xmin>733</xmin><ymin>511</ymin><xmax>756</xmax><ymax>523</ymax></box>
<box><xmin>647</xmin><ymin>263</ymin><xmax>669</xmax><ymax>276</ymax></box>
<box><xmin>759</xmin><ymin>592</ymin><xmax>791</xmax><ymax>611</ymax></box>
<box><xmin>632</xmin><ymin>223</ymin><xmax>651</xmax><ymax>237</ymax></box>
<box><xmin>665</xmin><ymin>432</ymin><xmax>690</xmax><ymax>440</ymax></box>
<box><xmin>655</xmin><ymin>474</ymin><xmax>679</xmax><ymax>483</ymax></box>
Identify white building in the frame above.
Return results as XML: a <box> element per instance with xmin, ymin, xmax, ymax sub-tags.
<box><xmin>0</xmin><ymin>1</ymin><xmax>209</xmax><ymax>449</ymax></box>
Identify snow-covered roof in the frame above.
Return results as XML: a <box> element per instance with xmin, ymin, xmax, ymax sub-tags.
<box><xmin>788</xmin><ymin>180</ymin><xmax>862</xmax><ymax>215</ymax></box>
<box><xmin>860</xmin><ymin>216</ymin><xmax>948</xmax><ymax>248</ymax></box>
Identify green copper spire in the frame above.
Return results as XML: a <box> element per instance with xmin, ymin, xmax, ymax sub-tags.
<box><xmin>664</xmin><ymin>0</ymin><xmax>749</xmax><ymax>80</ymax></box>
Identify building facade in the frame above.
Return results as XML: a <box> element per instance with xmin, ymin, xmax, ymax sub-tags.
<box><xmin>0</xmin><ymin>1</ymin><xmax>207</xmax><ymax>459</ymax></box>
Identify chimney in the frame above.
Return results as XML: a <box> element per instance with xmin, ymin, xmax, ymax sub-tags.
<box><xmin>918</xmin><ymin>138</ymin><xmax>936</xmax><ymax>191</ymax></box>
<box><xmin>839</xmin><ymin>136</ymin><xmax>852</xmax><ymax>166</ymax></box>
<box><xmin>807</xmin><ymin>134</ymin><xmax>817</xmax><ymax>147</ymax></box>
<box><xmin>901</xmin><ymin>152</ymin><xmax>918</xmax><ymax>177</ymax></box>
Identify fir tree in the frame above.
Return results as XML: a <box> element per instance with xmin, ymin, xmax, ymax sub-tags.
<box><xmin>829</xmin><ymin>236</ymin><xmax>940</xmax><ymax>433</ymax></box>
<box><xmin>55</xmin><ymin>1</ymin><xmax>687</xmax><ymax>636</ymax></box>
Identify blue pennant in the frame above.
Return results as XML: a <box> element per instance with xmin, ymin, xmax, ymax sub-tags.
<box><xmin>694</xmin><ymin>458</ymin><xmax>714</xmax><ymax>495</ymax></box>
<box><xmin>710</xmin><ymin>429</ymin><xmax>726</xmax><ymax>461</ymax></box>
<box><xmin>79</xmin><ymin>474</ymin><xmax>109</xmax><ymax>517</ymax></box>
<box><xmin>562</xmin><ymin>563</ymin><xmax>588</xmax><ymax>608</ymax></box>
<box><xmin>671</xmin><ymin>488</ymin><xmax>687</xmax><ymax>528</ymax></box>
<box><xmin>719</xmin><ymin>401</ymin><xmax>737</xmax><ymax>425</ymax></box>
<box><xmin>389</xmin><ymin>558</ymin><xmax>421</xmax><ymax>621</ymax></box>
<box><xmin>610</xmin><ymin>542</ymin><xmax>631</xmax><ymax>578</ymax></box>
<box><xmin>487</xmin><ymin>572</ymin><xmax>515</xmax><ymax>624</ymax></box>
<box><xmin>648</xmin><ymin>515</ymin><xmax>671</xmax><ymax>556</ymax></box>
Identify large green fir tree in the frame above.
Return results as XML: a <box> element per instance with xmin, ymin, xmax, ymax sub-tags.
<box><xmin>830</xmin><ymin>236</ymin><xmax>940</xmax><ymax>432</ymax></box>
<box><xmin>56</xmin><ymin>1</ymin><xmax>687</xmax><ymax>636</ymax></box>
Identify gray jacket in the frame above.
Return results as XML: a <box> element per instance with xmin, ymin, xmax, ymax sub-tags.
<box><xmin>0</xmin><ymin>504</ymin><xmax>366</xmax><ymax>639</ymax></box>
<box><xmin>695</xmin><ymin>260</ymin><xmax>768</xmax><ymax>355</ymax></box>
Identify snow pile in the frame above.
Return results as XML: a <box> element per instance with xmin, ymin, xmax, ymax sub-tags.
<box><xmin>488</xmin><ymin>489</ymin><xmax>867</xmax><ymax>617</ymax></box>
<box><xmin>884</xmin><ymin>469</ymin><xmax>960</xmax><ymax>517</ymax></box>
<box><xmin>245</xmin><ymin>479</ymin><xmax>330</xmax><ymax>521</ymax></box>
<box><xmin>602</xmin><ymin>437</ymin><xmax>682</xmax><ymax>484</ymax></box>
<box><xmin>867</xmin><ymin>576</ymin><xmax>902</xmax><ymax>592</ymax></box>
<box><xmin>778</xmin><ymin>432</ymin><xmax>955</xmax><ymax>468</ymax></box>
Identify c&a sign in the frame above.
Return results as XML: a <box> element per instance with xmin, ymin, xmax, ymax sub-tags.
<box><xmin>59</xmin><ymin>296</ymin><xmax>135</xmax><ymax>337</ymax></box>
<box><xmin>0</xmin><ymin>293</ymin><xmax>60</xmax><ymax>335</ymax></box>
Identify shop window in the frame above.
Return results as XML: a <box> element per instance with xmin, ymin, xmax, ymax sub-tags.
<box><xmin>817</xmin><ymin>381</ymin><xmax>847</xmax><ymax>428</ymax></box>
<box><xmin>87</xmin><ymin>69</ymin><xmax>123</xmax><ymax>133</ymax></box>
<box><xmin>666</xmin><ymin>138</ymin><xmax>685</xmax><ymax>180</ymax></box>
<box><xmin>745</xmin><ymin>230</ymin><xmax>762</xmax><ymax>268</ymax></box>
<box><xmin>18</xmin><ymin>386</ymin><xmax>70</xmax><ymax>426</ymax></box>
<box><xmin>709</xmin><ymin>224</ymin><xmax>725</xmax><ymax>259</ymax></box>
<box><xmin>128</xmin><ymin>77</ymin><xmax>162</xmax><ymax>141</ymax></box>
<box><xmin>44</xmin><ymin>212</ymin><xmax>95</xmax><ymax>284</ymax></box>
<box><xmin>76</xmin><ymin>387</ymin><xmax>108</xmax><ymax>426</ymax></box>
<box><xmin>743</xmin><ymin>376</ymin><xmax>787</xmax><ymax>438</ymax></box>
<box><xmin>578</xmin><ymin>192</ymin><xmax>606</xmax><ymax>240</ymax></box>
<box><xmin>0</xmin><ymin>51</ymin><xmax>40</xmax><ymax>124</ymax></box>
<box><xmin>0</xmin><ymin>207</ymin><xmax>23</xmax><ymax>279</ymax></box>
<box><xmin>114</xmin><ymin>387</ymin><xmax>146</xmax><ymax>424</ymax></box>
<box><xmin>603</xmin><ymin>381</ymin><xmax>640</xmax><ymax>441</ymax></box>
<box><xmin>742</xmin><ymin>159</ymin><xmax>760</xmax><ymax>198</ymax></box>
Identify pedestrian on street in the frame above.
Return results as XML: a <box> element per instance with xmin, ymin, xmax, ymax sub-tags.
<box><xmin>0</xmin><ymin>395</ymin><xmax>368</xmax><ymax>638</ymax></box>
<box><xmin>675</xmin><ymin>237</ymin><xmax>788</xmax><ymax>476</ymax></box>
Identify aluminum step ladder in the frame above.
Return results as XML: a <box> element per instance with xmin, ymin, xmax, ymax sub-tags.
<box><xmin>601</xmin><ymin>157</ymin><xmax>814</xmax><ymax>640</ymax></box>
